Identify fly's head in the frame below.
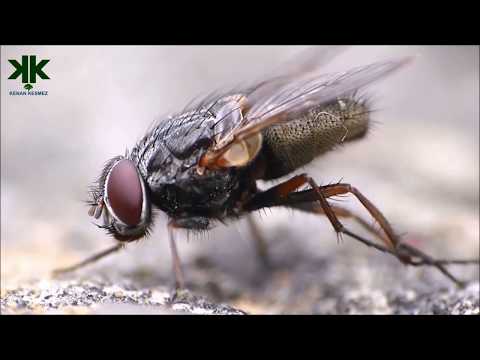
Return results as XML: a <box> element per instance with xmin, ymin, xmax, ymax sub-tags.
<box><xmin>88</xmin><ymin>155</ymin><xmax>152</xmax><ymax>242</ymax></box>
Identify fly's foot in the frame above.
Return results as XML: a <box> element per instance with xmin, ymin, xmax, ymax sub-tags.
<box><xmin>169</xmin><ymin>287</ymin><xmax>195</xmax><ymax>304</ymax></box>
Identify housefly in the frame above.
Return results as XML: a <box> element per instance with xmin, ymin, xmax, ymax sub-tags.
<box><xmin>54</xmin><ymin>47</ymin><xmax>478</xmax><ymax>289</ymax></box>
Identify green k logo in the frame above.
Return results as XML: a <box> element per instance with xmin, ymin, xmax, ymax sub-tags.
<box><xmin>8</xmin><ymin>55</ymin><xmax>50</xmax><ymax>88</ymax></box>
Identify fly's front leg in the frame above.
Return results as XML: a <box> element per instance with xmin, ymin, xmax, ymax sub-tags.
<box><xmin>167</xmin><ymin>216</ymin><xmax>211</xmax><ymax>292</ymax></box>
<box><xmin>168</xmin><ymin>222</ymin><xmax>186</xmax><ymax>290</ymax></box>
<box><xmin>52</xmin><ymin>244</ymin><xmax>125</xmax><ymax>276</ymax></box>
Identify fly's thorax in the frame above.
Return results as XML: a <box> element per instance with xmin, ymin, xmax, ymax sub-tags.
<box><xmin>130</xmin><ymin>120</ymin><xmax>248</xmax><ymax>219</ymax></box>
<box><xmin>260</xmin><ymin>97</ymin><xmax>371</xmax><ymax>180</ymax></box>
<box><xmin>130</xmin><ymin>108</ymin><xmax>219</xmax><ymax>181</ymax></box>
<box><xmin>148</xmin><ymin>166</ymin><xmax>245</xmax><ymax>220</ymax></box>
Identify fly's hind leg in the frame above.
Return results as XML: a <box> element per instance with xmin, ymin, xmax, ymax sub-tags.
<box><xmin>290</xmin><ymin>202</ymin><xmax>392</xmax><ymax>248</ymax></box>
<box><xmin>247</xmin><ymin>202</ymin><xmax>386</xmax><ymax>270</ymax></box>
<box><xmin>245</xmin><ymin>174</ymin><xmax>479</xmax><ymax>287</ymax></box>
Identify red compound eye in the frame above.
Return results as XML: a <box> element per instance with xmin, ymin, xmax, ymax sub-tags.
<box><xmin>106</xmin><ymin>159</ymin><xmax>143</xmax><ymax>226</ymax></box>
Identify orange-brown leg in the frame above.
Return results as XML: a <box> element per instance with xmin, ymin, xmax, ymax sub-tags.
<box><xmin>291</xmin><ymin>201</ymin><xmax>391</xmax><ymax>247</ymax></box>
<box><xmin>248</xmin><ymin>202</ymin><xmax>390</xmax><ymax>268</ymax></box>
<box><xmin>245</xmin><ymin>174</ymin><xmax>479</xmax><ymax>286</ymax></box>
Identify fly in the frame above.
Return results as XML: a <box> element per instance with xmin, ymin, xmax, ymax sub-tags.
<box><xmin>53</xmin><ymin>47</ymin><xmax>479</xmax><ymax>290</ymax></box>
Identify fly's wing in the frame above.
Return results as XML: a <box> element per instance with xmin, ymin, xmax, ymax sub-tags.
<box><xmin>182</xmin><ymin>46</ymin><xmax>350</xmax><ymax>140</ymax></box>
<box><xmin>241</xmin><ymin>46</ymin><xmax>349</xmax><ymax>94</ymax></box>
<box><xmin>207</xmin><ymin>54</ymin><xmax>413</xmax><ymax>161</ymax></box>
<box><xmin>201</xmin><ymin>46</ymin><xmax>349</xmax><ymax>149</ymax></box>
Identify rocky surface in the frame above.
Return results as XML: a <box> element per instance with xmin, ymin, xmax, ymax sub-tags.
<box><xmin>0</xmin><ymin>279</ymin><xmax>246</xmax><ymax>315</ymax></box>
<box><xmin>2</xmin><ymin>244</ymin><xmax>478</xmax><ymax>315</ymax></box>
<box><xmin>2</xmin><ymin>279</ymin><xmax>478</xmax><ymax>315</ymax></box>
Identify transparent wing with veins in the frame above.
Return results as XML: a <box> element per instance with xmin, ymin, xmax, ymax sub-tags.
<box><xmin>207</xmin><ymin>50</ymin><xmax>412</xmax><ymax>161</ymax></box>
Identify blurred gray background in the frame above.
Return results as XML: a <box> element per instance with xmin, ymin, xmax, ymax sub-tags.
<box><xmin>1</xmin><ymin>46</ymin><xmax>478</xmax><ymax>305</ymax></box>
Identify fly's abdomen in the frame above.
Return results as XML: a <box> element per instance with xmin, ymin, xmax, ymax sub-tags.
<box><xmin>260</xmin><ymin>97</ymin><xmax>371</xmax><ymax>180</ymax></box>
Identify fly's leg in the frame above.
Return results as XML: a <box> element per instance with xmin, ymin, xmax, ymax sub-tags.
<box><xmin>246</xmin><ymin>214</ymin><xmax>272</xmax><ymax>269</ymax></box>
<box><xmin>167</xmin><ymin>216</ymin><xmax>212</xmax><ymax>292</ymax></box>
<box><xmin>247</xmin><ymin>202</ymin><xmax>384</xmax><ymax>269</ymax></box>
<box><xmin>305</xmin><ymin>179</ymin><xmax>399</xmax><ymax>252</ymax></box>
<box><xmin>298</xmin><ymin>181</ymin><xmax>479</xmax><ymax>278</ymax></box>
<box><xmin>52</xmin><ymin>225</ymin><xmax>186</xmax><ymax>292</ymax></box>
<box><xmin>52</xmin><ymin>243</ymin><xmax>125</xmax><ymax>276</ymax></box>
<box><xmin>290</xmin><ymin>202</ymin><xmax>392</xmax><ymax>247</ymax></box>
<box><xmin>245</xmin><ymin>174</ymin><xmax>479</xmax><ymax>287</ymax></box>
<box><xmin>168</xmin><ymin>222</ymin><xmax>185</xmax><ymax>290</ymax></box>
